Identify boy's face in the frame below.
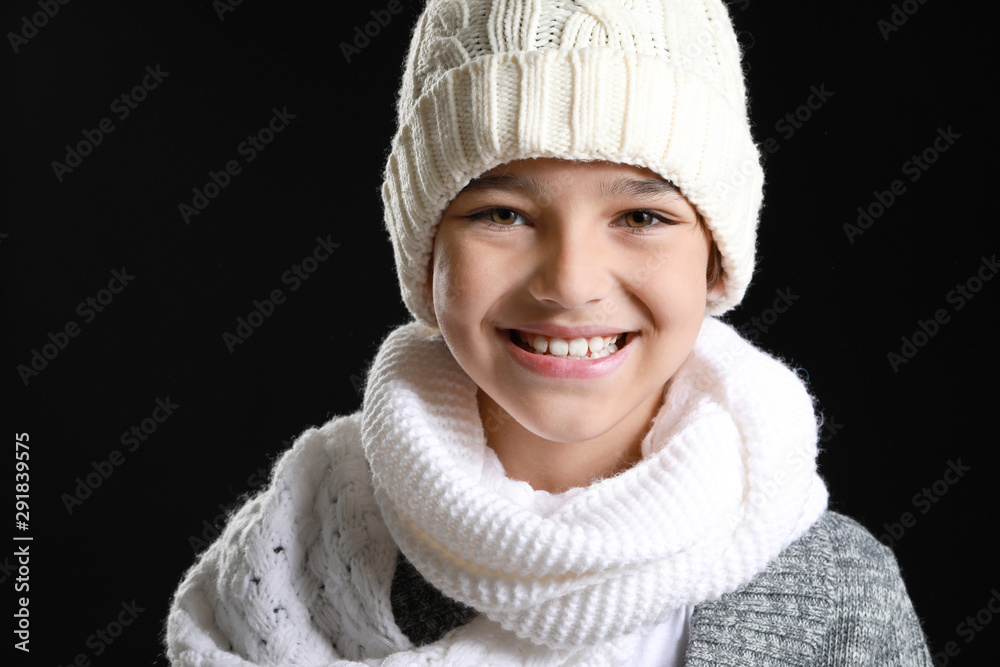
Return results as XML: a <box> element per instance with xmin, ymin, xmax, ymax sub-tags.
<box><xmin>432</xmin><ymin>158</ymin><xmax>721</xmax><ymax>446</ymax></box>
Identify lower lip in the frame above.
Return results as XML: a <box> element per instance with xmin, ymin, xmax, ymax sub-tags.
<box><xmin>502</xmin><ymin>331</ymin><xmax>634</xmax><ymax>379</ymax></box>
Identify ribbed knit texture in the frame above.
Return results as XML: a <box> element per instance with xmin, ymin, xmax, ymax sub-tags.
<box><xmin>382</xmin><ymin>0</ymin><xmax>764</xmax><ymax>326</ymax></box>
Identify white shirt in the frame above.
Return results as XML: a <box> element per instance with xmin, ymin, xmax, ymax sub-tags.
<box><xmin>628</xmin><ymin>605</ymin><xmax>693</xmax><ymax>666</ymax></box>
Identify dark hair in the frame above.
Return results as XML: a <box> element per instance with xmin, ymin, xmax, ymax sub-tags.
<box><xmin>698</xmin><ymin>213</ymin><xmax>725</xmax><ymax>292</ymax></box>
<box><xmin>707</xmin><ymin>243</ymin><xmax>724</xmax><ymax>292</ymax></box>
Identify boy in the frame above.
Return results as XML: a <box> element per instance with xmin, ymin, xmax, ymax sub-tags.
<box><xmin>166</xmin><ymin>0</ymin><xmax>932</xmax><ymax>664</ymax></box>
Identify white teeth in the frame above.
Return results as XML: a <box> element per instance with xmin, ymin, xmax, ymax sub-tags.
<box><xmin>548</xmin><ymin>338</ymin><xmax>569</xmax><ymax>356</ymax></box>
<box><xmin>568</xmin><ymin>338</ymin><xmax>589</xmax><ymax>357</ymax></box>
<box><xmin>521</xmin><ymin>331</ymin><xmax>626</xmax><ymax>358</ymax></box>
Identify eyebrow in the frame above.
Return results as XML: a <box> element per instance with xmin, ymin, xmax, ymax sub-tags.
<box><xmin>598</xmin><ymin>176</ymin><xmax>683</xmax><ymax>200</ymax></box>
<box><xmin>458</xmin><ymin>173</ymin><xmax>683</xmax><ymax>201</ymax></box>
<box><xmin>458</xmin><ymin>173</ymin><xmax>548</xmax><ymax>198</ymax></box>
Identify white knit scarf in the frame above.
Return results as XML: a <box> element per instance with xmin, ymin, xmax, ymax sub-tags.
<box><xmin>362</xmin><ymin>316</ymin><xmax>828</xmax><ymax>650</ymax></box>
<box><xmin>167</xmin><ymin>316</ymin><xmax>827</xmax><ymax>666</ymax></box>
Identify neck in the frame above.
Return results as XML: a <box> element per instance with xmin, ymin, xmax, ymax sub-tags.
<box><xmin>477</xmin><ymin>388</ymin><xmax>663</xmax><ymax>493</ymax></box>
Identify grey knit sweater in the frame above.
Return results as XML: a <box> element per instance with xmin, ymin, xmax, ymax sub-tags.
<box><xmin>392</xmin><ymin>512</ymin><xmax>933</xmax><ymax>665</ymax></box>
<box><xmin>684</xmin><ymin>512</ymin><xmax>932</xmax><ymax>666</ymax></box>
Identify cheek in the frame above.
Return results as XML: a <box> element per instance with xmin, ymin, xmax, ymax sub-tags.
<box><xmin>645</xmin><ymin>279</ymin><xmax>706</xmax><ymax>323</ymax></box>
<box><xmin>635</xmin><ymin>252</ymin><xmax>710</xmax><ymax>327</ymax></box>
<box><xmin>432</xmin><ymin>236</ymin><xmax>485</xmax><ymax>336</ymax></box>
<box><xmin>649</xmin><ymin>237</ymin><xmax>709</xmax><ymax>285</ymax></box>
<box><xmin>432</xmin><ymin>240</ymin><xmax>458</xmax><ymax>324</ymax></box>
<box><xmin>430</xmin><ymin>241</ymin><xmax>452</xmax><ymax>314</ymax></box>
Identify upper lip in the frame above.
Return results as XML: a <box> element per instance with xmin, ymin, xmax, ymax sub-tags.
<box><xmin>505</xmin><ymin>324</ymin><xmax>633</xmax><ymax>339</ymax></box>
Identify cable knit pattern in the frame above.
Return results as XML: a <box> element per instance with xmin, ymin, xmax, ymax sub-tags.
<box><xmin>165</xmin><ymin>317</ymin><xmax>831</xmax><ymax>665</ymax></box>
<box><xmin>382</xmin><ymin>0</ymin><xmax>764</xmax><ymax>326</ymax></box>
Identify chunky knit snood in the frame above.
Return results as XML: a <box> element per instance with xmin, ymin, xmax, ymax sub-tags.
<box><xmin>166</xmin><ymin>317</ymin><xmax>828</xmax><ymax>666</ymax></box>
<box><xmin>364</xmin><ymin>316</ymin><xmax>827</xmax><ymax>649</ymax></box>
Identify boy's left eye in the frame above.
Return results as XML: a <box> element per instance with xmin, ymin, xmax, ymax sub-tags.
<box><xmin>617</xmin><ymin>210</ymin><xmax>674</xmax><ymax>229</ymax></box>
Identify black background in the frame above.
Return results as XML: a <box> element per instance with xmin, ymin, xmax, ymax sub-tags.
<box><xmin>4</xmin><ymin>0</ymin><xmax>997</xmax><ymax>664</ymax></box>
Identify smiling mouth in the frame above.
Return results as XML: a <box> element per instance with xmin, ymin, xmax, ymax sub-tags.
<box><xmin>509</xmin><ymin>330</ymin><xmax>630</xmax><ymax>359</ymax></box>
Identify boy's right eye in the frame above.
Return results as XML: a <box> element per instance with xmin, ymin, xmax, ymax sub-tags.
<box><xmin>487</xmin><ymin>208</ymin><xmax>521</xmax><ymax>225</ymax></box>
<box><xmin>467</xmin><ymin>207</ymin><xmax>526</xmax><ymax>228</ymax></box>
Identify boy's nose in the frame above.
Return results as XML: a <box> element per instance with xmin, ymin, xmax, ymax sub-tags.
<box><xmin>528</xmin><ymin>229</ymin><xmax>612</xmax><ymax>310</ymax></box>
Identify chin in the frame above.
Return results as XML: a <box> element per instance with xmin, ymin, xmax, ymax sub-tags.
<box><xmin>509</xmin><ymin>403</ymin><xmax>625</xmax><ymax>445</ymax></box>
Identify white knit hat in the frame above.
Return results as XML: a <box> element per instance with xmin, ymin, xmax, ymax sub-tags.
<box><xmin>382</xmin><ymin>0</ymin><xmax>764</xmax><ymax>326</ymax></box>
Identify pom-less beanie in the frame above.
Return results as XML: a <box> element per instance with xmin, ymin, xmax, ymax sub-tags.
<box><xmin>382</xmin><ymin>0</ymin><xmax>764</xmax><ymax>326</ymax></box>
